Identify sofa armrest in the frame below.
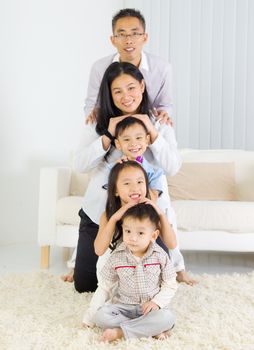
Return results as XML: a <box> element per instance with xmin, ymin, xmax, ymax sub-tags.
<box><xmin>37</xmin><ymin>167</ymin><xmax>72</xmax><ymax>246</ymax></box>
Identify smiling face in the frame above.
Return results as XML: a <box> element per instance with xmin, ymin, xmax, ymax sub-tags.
<box><xmin>111</xmin><ymin>16</ymin><xmax>148</xmax><ymax>66</ymax></box>
<box><xmin>115</xmin><ymin>166</ymin><xmax>147</xmax><ymax>205</ymax></box>
<box><xmin>115</xmin><ymin>122</ymin><xmax>150</xmax><ymax>160</ymax></box>
<box><xmin>122</xmin><ymin>216</ymin><xmax>159</xmax><ymax>257</ymax></box>
<box><xmin>111</xmin><ymin>73</ymin><xmax>145</xmax><ymax>115</ymax></box>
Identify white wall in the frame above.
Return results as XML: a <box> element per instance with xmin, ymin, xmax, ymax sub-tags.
<box><xmin>0</xmin><ymin>0</ymin><xmax>122</xmax><ymax>244</ymax></box>
<box><xmin>1</xmin><ymin>0</ymin><xmax>253</xmax><ymax>244</ymax></box>
<box><xmin>125</xmin><ymin>0</ymin><xmax>254</xmax><ymax>150</ymax></box>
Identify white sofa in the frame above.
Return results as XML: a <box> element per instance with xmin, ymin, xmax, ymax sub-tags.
<box><xmin>38</xmin><ymin>149</ymin><xmax>254</xmax><ymax>268</ymax></box>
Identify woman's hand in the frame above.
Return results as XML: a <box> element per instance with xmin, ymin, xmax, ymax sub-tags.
<box><xmin>102</xmin><ymin>115</ymin><xmax>129</xmax><ymax>150</ymax></box>
<box><xmin>107</xmin><ymin>115</ymin><xmax>129</xmax><ymax>137</ymax></box>
<box><xmin>132</xmin><ymin>114</ymin><xmax>159</xmax><ymax>144</ymax></box>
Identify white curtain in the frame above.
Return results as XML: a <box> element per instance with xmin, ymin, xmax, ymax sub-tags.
<box><xmin>124</xmin><ymin>0</ymin><xmax>254</xmax><ymax>150</ymax></box>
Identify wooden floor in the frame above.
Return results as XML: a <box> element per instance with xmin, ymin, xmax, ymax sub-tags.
<box><xmin>0</xmin><ymin>243</ymin><xmax>254</xmax><ymax>276</ymax></box>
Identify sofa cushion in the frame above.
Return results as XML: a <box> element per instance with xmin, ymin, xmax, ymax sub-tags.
<box><xmin>70</xmin><ymin>172</ymin><xmax>91</xmax><ymax>196</ymax></box>
<box><xmin>179</xmin><ymin>149</ymin><xmax>254</xmax><ymax>201</ymax></box>
<box><xmin>168</xmin><ymin>162</ymin><xmax>236</xmax><ymax>201</ymax></box>
<box><xmin>56</xmin><ymin>196</ymin><xmax>254</xmax><ymax>234</ymax></box>
<box><xmin>172</xmin><ymin>200</ymin><xmax>254</xmax><ymax>232</ymax></box>
<box><xmin>56</xmin><ymin>196</ymin><xmax>83</xmax><ymax>225</ymax></box>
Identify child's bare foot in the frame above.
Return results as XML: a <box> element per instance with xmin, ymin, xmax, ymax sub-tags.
<box><xmin>154</xmin><ymin>330</ymin><xmax>171</xmax><ymax>340</ymax></box>
<box><xmin>100</xmin><ymin>328</ymin><xmax>123</xmax><ymax>342</ymax></box>
<box><xmin>176</xmin><ymin>270</ymin><xmax>198</xmax><ymax>286</ymax></box>
<box><xmin>61</xmin><ymin>269</ymin><xmax>74</xmax><ymax>283</ymax></box>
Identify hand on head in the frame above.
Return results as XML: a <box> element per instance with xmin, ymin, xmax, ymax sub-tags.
<box><xmin>152</xmin><ymin>108</ymin><xmax>173</xmax><ymax>126</ymax></box>
<box><xmin>138</xmin><ymin>197</ymin><xmax>163</xmax><ymax>216</ymax></box>
<box><xmin>115</xmin><ymin>155</ymin><xmax>130</xmax><ymax>164</ymax></box>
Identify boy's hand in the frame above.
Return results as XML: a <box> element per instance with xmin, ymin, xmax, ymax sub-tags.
<box><xmin>149</xmin><ymin>189</ymin><xmax>159</xmax><ymax>202</ymax></box>
<box><xmin>115</xmin><ymin>155</ymin><xmax>129</xmax><ymax>164</ymax></box>
<box><xmin>141</xmin><ymin>301</ymin><xmax>159</xmax><ymax>315</ymax></box>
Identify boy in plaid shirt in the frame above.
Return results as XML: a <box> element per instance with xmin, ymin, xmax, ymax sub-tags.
<box><xmin>85</xmin><ymin>203</ymin><xmax>177</xmax><ymax>342</ymax></box>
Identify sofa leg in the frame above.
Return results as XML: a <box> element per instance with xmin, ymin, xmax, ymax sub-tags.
<box><xmin>62</xmin><ymin>247</ymin><xmax>71</xmax><ymax>262</ymax></box>
<box><xmin>40</xmin><ymin>246</ymin><xmax>50</xmax><ymax>269</ymax></box>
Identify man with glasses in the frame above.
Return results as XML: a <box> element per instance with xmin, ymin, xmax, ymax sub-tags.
<box><xmin>84</xmin><ymin>8</ymin><xmax>173</xmax><ymax>124</ymax></box>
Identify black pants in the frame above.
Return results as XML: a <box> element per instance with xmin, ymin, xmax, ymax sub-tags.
<box><xmin>73</xmin><ymin>209</ymin><xmax>169</xmax><ymax>293</ymax></box>
<box><xmin>73</xmin><ymin>209</ymin><xmax>99</xmax><ymax>293</ymax></box>
<box><xmin>156</xmin><ymin>235</ymin><xmax>168</xmax><ymax>254</ymax></box>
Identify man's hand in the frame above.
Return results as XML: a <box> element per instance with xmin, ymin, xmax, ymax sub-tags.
<box><xmin>153</xmin><ymin>108</ymin><xmax>173</xmax><ymax>126</ymax></box>
<box><xmin>141</xmin><ymin>301</ymin><xmax>159</xmax><ymax>315</ymax></box>
<box><xmin>85</xmin><ymin>108</ymin><xmax>97</xmax><ymax>124</ymax></box>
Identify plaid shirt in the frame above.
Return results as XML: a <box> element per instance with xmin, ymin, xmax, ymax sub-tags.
<box><xmin>100</xmin><ymin>242</ymin><xmax>176</xmax><ymax>305</ymax></box>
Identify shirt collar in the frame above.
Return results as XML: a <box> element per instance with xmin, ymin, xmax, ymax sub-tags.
<box><xmin>116</xmin><ymin>241</ymin><xmax>160</xmax><ymax>259</ymax></box>
<box><xmin>135</xmin><ymin>156</ymin><xmax>143</xmax><ymax>164</ymax></box>
<box><xmin>112</xmin><ymin>51</ymin><xmax>149</xmax><ymax>71</ymax></box>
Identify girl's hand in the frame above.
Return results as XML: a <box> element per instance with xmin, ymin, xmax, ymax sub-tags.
<box><xmin>141</xmin><ymin>301</ymin><xmax>159</xmax><ymax>315</ymax></box>
<box><xmin>112</xmin><ymin>192</ymin><xmax>147</xmax><ymax>222</ymax></box>
<box><xmin>111</xmin><ymin>201</ymin><xmax>137</xmax><ymax>222</ymax></box>
<box><xmin>139</xmin><ymin>197</ymin><xmax>163</xmax><ymax>216</ymax></box>
<box><xmin>132</xmin><ymin>114</ymin><xmax>158</xmax><ymax>143</ymax></box>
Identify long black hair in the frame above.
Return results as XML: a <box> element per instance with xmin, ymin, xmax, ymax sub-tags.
<box><xmin>105</xmin><ymin>160</ymin><xmax>150</xmax><ymax>250</ymax></box>
<box><xmin>95</xmin><ymin>62</ymin><xmax>152</xmax><ymax>160</ymax></box>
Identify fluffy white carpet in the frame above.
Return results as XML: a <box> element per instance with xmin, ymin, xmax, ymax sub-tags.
<box><xmin>0</xmin><ymin>271</ymin><xmax>254</xmax><ymax>350</ymax></box>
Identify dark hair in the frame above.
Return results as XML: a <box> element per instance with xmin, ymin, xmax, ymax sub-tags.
<box><xmin>112</xmin><ymin>8</ymin><xmax>146</xmax><ymax>32</ymax></box>
<box><xmin>95</xmin><ymin>62</ymin><xmax>152</xmax><ymax>160</ymax></box>
<box><xmin>122</xmin><ymin>203</ymin><xmax>160</xmax><ymax>229</ymax></box>
<box><xmin>96</xmin><ymin>62</ymin><xmax>150</xmax><ymax>135</ymax></box>
<box><xmin>105</xmin><ymin>160</ymin><xmax>150</xmax><ymax>250</ymax></box>
<box><xmin>115</xmin><ymin>116</ymin><xmax>149</xmax><ymax>139</ymax></box>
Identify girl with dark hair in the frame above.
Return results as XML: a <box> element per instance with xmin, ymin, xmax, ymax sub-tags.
<box><xmin>83</xmin><ymin>161</ymin><xmax>177</xmax><ymax>330</ymax></box>
<box><xmin>95</xmin><ymin>161</ymin><xmax>176</xmax><ymax>255</ymax></box>
<box><xmin>64</xmin><ymin>61</ymin><xmax>191</xmax><ymax>292</ymax></box>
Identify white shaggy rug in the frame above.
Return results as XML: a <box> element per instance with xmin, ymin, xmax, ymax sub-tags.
<box><xmin>0</xmin><ymin>271</ymin><xmax>254</xmax><ymax>350</ymax></box>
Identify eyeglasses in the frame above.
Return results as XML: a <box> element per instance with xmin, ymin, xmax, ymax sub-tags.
<box><xmin>113</xmin><ymin>32</ymin><xmax>145</xmax><ymax>41</ymax></box>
